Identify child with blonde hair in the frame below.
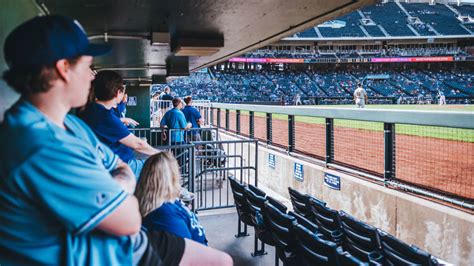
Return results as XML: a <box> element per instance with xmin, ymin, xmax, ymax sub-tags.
<box><xmin>135</xmin><ymin>152</ymin><xmax>208</xmax><ymax>245</ymax></box>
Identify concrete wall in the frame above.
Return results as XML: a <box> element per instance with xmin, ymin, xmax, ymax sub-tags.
<box><xmin>125</xmin><ymin>85</ymin><xmax>151</xmax><ymax>128</ymax></box>
<box><xmin>221</xmin><ymin>133</ymin><xmax>474</xmax><ymax>265</ymax></box>
<box><xmin>0</xmin><ymin>0</ymin><xmax>40</xmax><ymax>122</ymax></box>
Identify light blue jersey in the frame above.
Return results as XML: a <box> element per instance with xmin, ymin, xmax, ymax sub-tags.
<box><xmin>160</xmin><ymin>108</ymin><xmax>188</xmax><ymax>143</ymax></box>
<box><xmin>0</xmin><ymin>99</ymin><xmax>133</xmax><ymax>265</ymax></box>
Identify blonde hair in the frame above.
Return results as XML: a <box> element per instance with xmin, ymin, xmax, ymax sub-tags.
<box><xmin>135</xmin><ymin>152</ymin><xmax>181</xmax><ymax>216</ymax></box>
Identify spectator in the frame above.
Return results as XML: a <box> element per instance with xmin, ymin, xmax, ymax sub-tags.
<box><xmin>0</xmin><ymin>15</ymin><xmax>232</xmax><ymax>266</ymax></box>
<box><xmin>160</xmin><ymin>98</ymin><xmax>192</xmax><ymax>145</ymax></box>
<box><xmin>114</xmin><ymin>92</ymin><xmax>140</xmax><ymax>127</ymax></box>
<box><xmin>78</xmin><ymin>70</ymin><xmax>161</xmax><ymax>177</ymax></box>
<box><xmin>159</xmin><ymin>86</ymin><xmax>174</xmax><ymax>111</ymax></box>
<box><xmin>160</xmin><ymin>86</ymin><xmax>174</xmax><ymax>101</ymax></box>
<box><xmin>150</xmin><ymin>92</ymin><xmax>162</xmax><ymax>127</ymax></box>
<box><xmin>182</xmin><ymin>96</ymin><xmax>204</xmax><ymax>141</ymax></box>
<box><xmin>115</xmin><ymin>92</ymin><xmax>128</xmax><ymax>118</ymax></box>
<box><xmin>136</xmin><ymin>152</ymin><xmax>208</xmax><ymax>245</ymax></box>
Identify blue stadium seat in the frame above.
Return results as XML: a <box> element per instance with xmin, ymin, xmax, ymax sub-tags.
<box><xmin>318</xmin><ymin>13</ymin><xmax>366</xmax><ymax>38</ymax></box>
<box><xmin>402</xmin><ymin>3</ymin><xmax>469</xmax><ymax>35</ymax></box>
<box><xmin>309</xmin><ymin>197</ymin><xmax>343</xmax><ymax>243</ymax></box>
<box><xmin>228</xmin><ymin>176</ymin><xmax>253</xmax><ymax>237</ymax></box>
<box><xmin>361</xmin><ymin>2</ymin><xmax>415</xmax><ymax>36</ymax></box>
<box><xmin>297</xmin><ymin>28</ymin><xmax>318</xmax><ymax>38</ymax></box>
<box><xmin>288</xmin><ymin>187</ymin><xmax>318</xmax><ymax>220</ymax></box>
<box><xmin>294</xmin><ymin>224</ymin><xmax>367</xmax><ymax>266</ymax></box>
<box><xmin>244</xmin><ymin>185</ymin><xmax>275</xmax><ymax>256</ymax></box>
<box><xmin>377</xmin><ymin>230</ymin><xmax>439</xmax><ymax>266</ymax></box>
<box><xmin>264</xmin><ymin>201</ymin><xmax>299</xmax><ymax>265</ymax></box>
<box><xmin>339</xmin><ymin>211</ymin><xmax>381</xmax><ymax>262</ymax></box>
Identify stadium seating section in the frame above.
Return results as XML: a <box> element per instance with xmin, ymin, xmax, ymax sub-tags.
<box><xmin>362</xmin><ymin>2</ymin><xmax>416</xmax><ymax>36</ymax></box>
<box><xmin>228</xmin><ymin>181</ymin><xmax>443</xmax><ymax>265</ymax></box>
<box><xmin>155</xmin><ymin>65</ymin><xmax>474</xmax><ymax>105</ymax></box>
<box><xmin>402</xmin><ymin>3</ymin><xmax>469</xmax><ymax>36</ymax></box>
<box><xmin>317</xmin><ymin>13</ymin><xmax>366</xmax><ymax>38</ymax></box>
<box><xmin>154</xmin><ymin>2</ymin><xmax>474</xmax><ymax>105</ymax></box>
<box><xmin>456</xmin><ymin>4</ymin><xmax>474</xmax><ymax>17</ymax></box>
<box><xmin>293</xmin><ymin>2</ymin><xmax>474</xmax><ymax>38</ymax></box>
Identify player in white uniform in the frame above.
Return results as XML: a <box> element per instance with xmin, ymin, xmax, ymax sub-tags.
<box><xmin>353</xmin><ymin>84</ymin><xmax>368</xmax><ymax>108</ymax></box>
<box><xmin>295</xmin><ymin>93</ymin><xmax>302</xmax><ymax>105</ymax></box>
<box><xmin>438</xmin><ymin>90</ymin><xmax>446</xmax><ymax>105</ymax></box>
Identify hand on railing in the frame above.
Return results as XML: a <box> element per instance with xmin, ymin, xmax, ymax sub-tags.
<box><xmin>161</xmin><ymin>130</ymin><xmax>167</xmax><ymax>141</ymax></box>
<box><xmin>121</xmin><ymin>117</ymin><xmax>139</xmax><ymax>127</ymax></box>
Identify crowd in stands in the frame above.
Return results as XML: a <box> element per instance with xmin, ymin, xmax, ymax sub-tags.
<box><xmin>244</xmin><ymin>45</ymin><xmax>470</xmax><ymax>60</ymax></box>
<box><xmin>243</xmin><ymin>44</ymin><xmax>471</xmax><ymax>59</ymax></box>
<box><xmin>155</xmin><ymin>63</ymin><xmax>474</xmax><ymax>105</ymax></box>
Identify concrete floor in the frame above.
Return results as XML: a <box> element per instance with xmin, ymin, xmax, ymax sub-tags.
<box><xmin>199</xmin><ymin>209</ymin><xmax>277</xmax><ymax>266</ymax></box>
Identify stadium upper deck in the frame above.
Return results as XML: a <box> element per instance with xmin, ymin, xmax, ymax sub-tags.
<box><xmin>286</xmin><ymin>1</ymin><xmax>474</xmax><ymax>40</ymax></box>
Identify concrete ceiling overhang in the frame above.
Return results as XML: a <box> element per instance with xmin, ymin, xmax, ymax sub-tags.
<box><xmin>37</xmin><ymin>0</ymin><xmax>376</xmax><ymax>80</ymax></box>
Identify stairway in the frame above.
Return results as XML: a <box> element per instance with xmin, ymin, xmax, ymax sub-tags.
<box><xmin>359</xmin><ymin>25</ymin><xmax>371</xmax><ymax>37</ymax></box>
<box><xmin>407</xmin><ymin>24</ymin><xmax>421</xmax><ymax>36</ymax></box>
<box><xmin>395</xmin><ymin>1</ymin><xmax>411</xmax><ymax>18</ymax></box>
<box><xmin>314</xmin><ymin>27</ymin><xmax>323</xmax><ymax>38</ymax></box>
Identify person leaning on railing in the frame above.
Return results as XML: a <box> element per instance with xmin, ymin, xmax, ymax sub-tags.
<box><xmin>78</xmin><ymin>70</ymin><xmax>160</xmax><ymax>178</ymax></box>
<box><xmin>0</xmin><ymin>15</ymin><xmax>231</xmax><ymax>266</ymax></box>
<box><xmin>160</xmin><ymin>98</ymin><xmax>192</xmax><ymax>145</ymax></box>
<box><xmin>182</xmin><ymin>96</ymin><xmax>204</xmax><ymax>142</ymax></box>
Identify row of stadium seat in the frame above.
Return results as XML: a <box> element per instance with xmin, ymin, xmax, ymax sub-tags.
<box><xmin>229</xmin><ymin>176</ymin><xmax>441</xmax><ymax>265</ymax></box>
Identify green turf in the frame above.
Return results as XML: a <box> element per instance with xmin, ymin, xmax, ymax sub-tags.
<box><xmin>311</xmin><ymin>104</ymin><xmax>474</xmax><ymax>112</ymax></box>
<box><xmin>227</xmin><ymin>105</ymin><xmax>474</xmax><ymax>142</ymax></box>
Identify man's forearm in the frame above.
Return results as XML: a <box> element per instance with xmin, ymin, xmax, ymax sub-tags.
<box><xmin>135</xmin><ymin>141</ymin><xmax>161</xmax><ymax>156</ymax></box>
<box><xmin>111</xmin><ymin>159</ymin><xmax>137</xmax><ymax>194</ymax></box>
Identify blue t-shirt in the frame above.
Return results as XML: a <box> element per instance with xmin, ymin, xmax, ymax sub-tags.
<box><xmin>143</xmin><ymin>200</ymin><xmax>207</xmax><ymax>245</ymax></box>
<box><xmin>0</xmin><ymin>99</ymin><xmax>132</xmax><ymax>265</ymax></box>
<box><xmin>78</xmin><ymin>102</ymin><xmax>135</xmax><ymax>162</ymax></box>
<box><xmin>113</xmin><ymin>102</ymin><xmax>127</xmax><ymax>118</ymax></box>
<box><xmin>160</xmin><ymin>108</ymin><xmax>188</xmax><ymax>143</ymax></box>
<box><xmin>182</xmin><ymin>105</ymin><xmax>202</xmax><ymax>136</ymax></box>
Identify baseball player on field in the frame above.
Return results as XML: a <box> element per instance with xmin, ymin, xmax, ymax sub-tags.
<box><xmin>353</xmin><ymin>83</ymin><xmax>368</xmax><ymax>108</ymax></box>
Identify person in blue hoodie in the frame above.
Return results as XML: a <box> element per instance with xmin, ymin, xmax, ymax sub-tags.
<box><xmin>135</xmin><ymin>152</ymin><xmax>208</xmax><ymax>245</ymax></box>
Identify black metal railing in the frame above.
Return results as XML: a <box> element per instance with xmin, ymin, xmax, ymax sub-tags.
<box><xmin>131</xmin><ymin>127</ymin><xmax>259</xmax><ymax>211</ymax></box>
<box><xmin>204</xmin><ymin>103</ymin><xmax>474</xmax><ymax>209</ymax></box>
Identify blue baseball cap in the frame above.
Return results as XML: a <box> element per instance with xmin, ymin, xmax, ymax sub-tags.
<box><xmin>4</xmin><ymin>15</ymin><xmax>111</xmax><ymax>70</ymax></box>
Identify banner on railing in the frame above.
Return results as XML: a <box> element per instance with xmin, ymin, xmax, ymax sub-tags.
<box><xmin>370</xmin><ymin>56</ymin><xmax>453</xmax><ymax>63</ymax></box>
<box><xmin>228</xmin><ymin>56</ymin><xmax>455</xmax><ymax>64</ymax></box>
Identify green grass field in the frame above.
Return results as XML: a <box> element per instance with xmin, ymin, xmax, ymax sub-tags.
<box><xmin>306</xmin><ymin>104</ymin><xmax>474</xmax><ymax>112</ymax></box>
<box><xmin>230</xmin><ymin>105</ymin><xmax>474</xmax><ymax>142</ymax></box>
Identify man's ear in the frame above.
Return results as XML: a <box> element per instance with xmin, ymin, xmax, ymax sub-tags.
<box><xmin>55</xmin><ymin>59</ymin><xmax>70</xmax><ymax>82</ymax></box>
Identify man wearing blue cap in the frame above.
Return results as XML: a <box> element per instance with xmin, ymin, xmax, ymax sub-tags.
<box><xmin>0</xmin><ymin>15</ymin><xmax>231</xmax><ymax>266</ymax></box>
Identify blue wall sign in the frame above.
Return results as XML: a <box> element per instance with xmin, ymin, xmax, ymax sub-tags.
<box><xmin>324</xmin><ymin>173</ymin><xmax>341</xmax><ymax>190</ymax></box>
<box><xmin>268</xmin><ymin>154</ymin><xmax>276</xmax><ymax>169</ymax></box>
<box><xmin>294</xmin><ymin>163</ymin><xmax>304</xmax><ymax>182</ymax></box>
